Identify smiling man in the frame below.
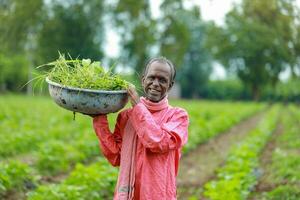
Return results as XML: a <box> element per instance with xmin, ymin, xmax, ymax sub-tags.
<box><xmin>93</xmin><ymin>57</ymin><xmax>189</xmax><ymax>200</ymax></box>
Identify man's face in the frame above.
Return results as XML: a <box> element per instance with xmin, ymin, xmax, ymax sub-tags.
<box><xmin>142</xmin><ymin>61</ymin><xmax>173</xmax><ymax>102</ymax></box>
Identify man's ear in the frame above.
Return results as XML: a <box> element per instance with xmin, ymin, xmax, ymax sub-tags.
<box><xmin>168</xmin><ymin>81</ymin><xmax>174</xmax><ymax>91</ymax></box>
<box><xmin>141</xmin><ymin>75</ymin><xmax>145</xmax><ymax>87</ymax></box>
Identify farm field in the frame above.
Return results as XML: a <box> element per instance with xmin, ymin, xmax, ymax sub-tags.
<box><xmin>0</xmin><ymin>95</ymin><xmax>299</xmax><ymax>200</ymax></box>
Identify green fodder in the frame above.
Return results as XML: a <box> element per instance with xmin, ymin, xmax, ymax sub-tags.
<box><xmin>38</xmin><ymin>54</ymin><xmax>128</xmax><ymax>90</ymax></box>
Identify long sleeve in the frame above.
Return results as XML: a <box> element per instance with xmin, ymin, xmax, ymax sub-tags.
<box><xmin>130</xmin><ymin>103</ymin><xmax>189</xmax><ymax>153</ymax></box>
<box><xmin>93</xmin><ymin>114</ymin><xmax>125</xmax><ymax>166</ymax></box>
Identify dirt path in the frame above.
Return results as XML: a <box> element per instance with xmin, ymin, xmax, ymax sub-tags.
<box><xmin>177</xmin><ymin>111</ymin><xmax>265</xmax><ymax>199</ymax></box>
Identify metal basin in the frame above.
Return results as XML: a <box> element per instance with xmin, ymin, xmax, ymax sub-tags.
<box><xmin>46</xmin><ymin>78</ymin><xmax>128</xmax><ymax>114</ymax></box>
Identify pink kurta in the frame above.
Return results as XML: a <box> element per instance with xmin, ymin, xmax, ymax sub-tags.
<box><xmin>93</xmin><ymin>97</ymin><xmax>189</xmax><ymax>200</ymax></box>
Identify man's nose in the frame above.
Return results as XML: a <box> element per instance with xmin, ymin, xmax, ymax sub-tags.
<box><xmin>152</xmin><ymin>78</ymin><xmax>159</xmax><ymax>86</ymax></box>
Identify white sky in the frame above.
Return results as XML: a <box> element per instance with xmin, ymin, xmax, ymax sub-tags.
<box><xmin>104</xmin><ymin>0</ymin><xmax>299</xmax><ymax>80</ymax></box>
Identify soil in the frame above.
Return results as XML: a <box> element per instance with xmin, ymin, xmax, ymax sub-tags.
<box><xmin>176</xmin><ymin>111</ymin><xmax>265</xmax><ymax>200</ymax></box>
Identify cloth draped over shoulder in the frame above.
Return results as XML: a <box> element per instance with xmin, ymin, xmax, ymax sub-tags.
<box><xmin>93</xmin><ymin>96</ymin><xmax>189</xmax><ymax>200</ymax></box>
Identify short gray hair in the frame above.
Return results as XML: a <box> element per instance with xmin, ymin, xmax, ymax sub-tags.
<box><xmin>143</xmin><ymin>57</ymin><xmax>176</xmax><ymax>82</ymax></box>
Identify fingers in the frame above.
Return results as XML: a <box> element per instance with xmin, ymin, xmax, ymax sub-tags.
<box><xmin>127</xmin><ymin>87</ymin><xmax>137</xmax><ymax>98</ymax></box>
<box><xmin>127</xmin><ymin>84</ymin><xmax>139</xmax><ymax>106</ymax></box>
<box><xmin>127</xmin><ymin>84</ymin><xmax>136</xmax><ymax>94</ymax></box>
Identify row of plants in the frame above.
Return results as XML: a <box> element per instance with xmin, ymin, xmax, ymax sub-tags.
<box><xmin>27</xmin><ymin>158</ymin><xmax>118</xmax><ymax>200</ymax></box>
<box><xmin>0</xmin><ymin>96</ymin><xmax>94</xmax><ymax>158</ymax></box>
<box><xmin>202</xmin><ymin>105</ymin><xmax>279</xmax><ymax>200</ymax></box>
<box><xmin>0</xmin><ymin>97</ymin><xmax>263</xmax><ymax>162</ymax></box>
<box><xmin>0</xmin><ymin>161</ymin><xmax>34</xmax><ymax>197</ymax></box>
<box><xmin>180</xmin><ymin>100</ymin><xmax>265</xmax><ymax>152</ymax></box>
<box><xmin>0</xmin><ymin>134</ymin><xmax>101</xmax><ymax>197</ymax></box>
<box><xmin>27</xmin><ymin>101</ymin><xmax>265</xmax><ymax>199</ymax></box>
<box><xmin>35</xmin><ymin>137</ymin><xmax>99</xmax><ymax>175</ymax></box>
<box><xmin>0</xmin><ymin>122</ymin><xmax>111</xmax><ymax>197</ymax></box>
<box><xmin>253</xmin><ymin>105</ymin><xmax>300</xmax><ymax>200</ymax></box>
<box><xmin>0</xmin><ymin>96</ymin><xmax>265</xmax><ymax>198</ymax></box>
<box><xmin>0</xmin><ymin>95</ymin><xmax>120</xmax><ymax>159</ymax></box>
<box><xmin>0</xmin><ymin>95</ymin><xmax>120</xmax><ymax>197</ymax></box>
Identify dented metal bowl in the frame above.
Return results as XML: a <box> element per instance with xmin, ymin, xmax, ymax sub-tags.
<box><xmin>46</xmin><ymin>77</ymin><xmax>128</xmax><ymax>114</ymax></box>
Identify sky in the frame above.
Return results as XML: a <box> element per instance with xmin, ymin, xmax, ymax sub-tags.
<box><xmin>104</xmin><ymin>0</ymin><xmax>299</xmax><ymax>80</ymax></box>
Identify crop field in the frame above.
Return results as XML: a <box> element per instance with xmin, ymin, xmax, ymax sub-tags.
<box><xmin>0</xmin><ymin>95</ymin><xmax>299</xmax><ymax>200</ymax></box>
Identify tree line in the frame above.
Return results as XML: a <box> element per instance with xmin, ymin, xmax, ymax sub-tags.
<box><xmin>0</xmin><ymin>0</ymin><xmax>299</xmax><ymax>100</ymax></box>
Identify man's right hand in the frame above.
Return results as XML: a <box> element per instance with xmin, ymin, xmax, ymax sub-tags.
<box><xmin>127</xmin><ymin>84</ymin><xmax>140</xmax><ymax>107</ymax></box>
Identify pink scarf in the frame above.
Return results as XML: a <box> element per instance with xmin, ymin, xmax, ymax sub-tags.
<box><xmin>115</xmin><ymin>96</ymin><xmax>169</xmax><ymax>199</ymax></box>
<box><xmin>140</xmin><ymin>96</ymin><xmax>169</xmax><ymax>111</ymax></box>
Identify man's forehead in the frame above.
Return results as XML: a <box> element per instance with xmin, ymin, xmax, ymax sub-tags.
<box><xmin>147</xmin><ymin>61</ymin><xmax>172</xmax><ymax>74</ymax></box>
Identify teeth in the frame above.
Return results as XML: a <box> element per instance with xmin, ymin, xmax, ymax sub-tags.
<box><xmin>150</xmin><ymin>89</ymin><xmax>159</xmax><ymax>93</ymax></box>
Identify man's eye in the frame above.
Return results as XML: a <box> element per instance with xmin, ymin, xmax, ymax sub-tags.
<box><xmin>147</xmin><ymin>77</ymin><xmax>154</xmax><ymax>81</ymax></box>
<box><xmin>160</xmin><ymin>79</ymin><xmax>167</xmax><ymax>83</ymax></box>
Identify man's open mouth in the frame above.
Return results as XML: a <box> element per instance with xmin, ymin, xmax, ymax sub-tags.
<box><xmin>149</xmin><ymin>88</ymin><xmax>160</xmax><ymax>95</ymax></box>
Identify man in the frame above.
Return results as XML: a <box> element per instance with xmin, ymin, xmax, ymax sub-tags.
<box><xmin>93</xmin><ymin>57</ymin><xmax>189</xmax><ymax>199</ymax></box>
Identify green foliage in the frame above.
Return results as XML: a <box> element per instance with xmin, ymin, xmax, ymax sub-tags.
<box><xmin>35</xmin><ymin>0</ymin><xmax>104</xmax><ymax>64</ymax></box>
<box><xmin>28</xmin><ymin>159</ymin><xmax>118</xmax><ymax>200</ymax></box>
<box><xmin>271</xmin><ymin>149</ymin><xmax>300</xmax><ymax>182</ymax></box>
<box><xmin>0</xmin><ymin>161</ymin><xmax>33</xmax><ymax>195</ymax></box>
<box><xmin>0</xmin><ymin>95</ymin><xmax>96</xmax><ymax>158</ymax></box>
<box><xmin>262</xmin><ymin>79</ymin><xmax>300</xmax><ymax>102</ymax></box>
<box><xmin>0</xmin><ymin>95</ymin><xmax>119</xmax><ymax>195</ymax></box>
<box><xmin>43</xmin><ymin>54</ymin><xmax>128</xmax><ymax>90</ymax></box>
<box><xmin>160</xmin><ymin>14</ymin><xmax>190</xmax><ymax>69</ymax></box>
<box><xmin>266</xmin><ymin>185</ymin><xmax>300</xmax><ymax>200</ymax></box>
<box><xmin>35</xmin><ymin>132</ymin><xmax>100</xmax><ymax>176</ymax></box>
<box><xmin>266</xmin><ymin>105</ymin><xmax>300</xmax><ymax>188</ymax></box>
<box><xmin>205</xmin><ymin>0</ymin><xmax>300</xmax><ymax>100</ymax></box>
<box><xmin>199</xmin><ymin>78</ymin><xmax>300</xmax><ymax>102</ymax></box>
<box><xmin>203</xmin><ymin>106</ymin><xmax>279</xmax><ymax>200</ymax></box>
<box><xmin>252</xmin><ymin>105</ymin><xmax>300</xmax><ymax>199</ymax></box>
<box><xmin>176</xmin><ymin>8</ymin><xmax>213</xmax><ymax>98</ymax></box>
<box><xmin>201</xmin><ymin>79</ymin><xmax>251</xmax><ymax>100</ymax></box>
<box><xmin>0</xmin><ymin>0</ymin><xmax>43</xmax><ymax>53</ymax></box>
<box><xmin>0</xmin><ymin>53</ymin><xmax>29</xmax><ymax>92</ymax></box>
<box><xmin>173</xmin><ymin>100</ymin><xmax>265</xmax><ymax>153</ymax></box>
<box><xmin>0</xmin><ymin>0</ymin><xmax>106</xmax><ymax>94</ymax></box>
<box><xmin>36</xmin><ymin>141</ymin><xmax>85</xmax><ymax>175</ymax></box>
<box><xmin>112</xmin><ymin>0</ymin><xmax>156</xmax><ymax>74</ymax></box>
<box><xmin>0</xmin><ymin>95</ymin><xmax>267</xmax><ymax>197</ymax></box>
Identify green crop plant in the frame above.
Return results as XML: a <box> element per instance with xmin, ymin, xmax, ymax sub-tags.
<box><xmin>203</xmin><ymin>105</ymin><xmax>279</xmax><ymax>200</ymax></box>
<box><xmin>0</xmin><ymin>161</ymin><xmax>34</xmax><ymax>195</ymax></box>
<box><xmin>28</xmin><ymin>159</ymin><xmax>118</xmax><ymax>200</ymax></box>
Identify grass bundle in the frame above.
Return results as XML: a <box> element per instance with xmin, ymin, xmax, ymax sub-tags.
<box><xmin>39</xmin><ymin>54</ymin><xmax>128</xmax><ymax>91</ymax></box>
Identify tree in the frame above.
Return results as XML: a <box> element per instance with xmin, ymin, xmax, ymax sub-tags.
<box><xmin>35</xmin><ymin>0</ymin><xmax>105</xmax><ymax>64</ymax></box>
<box><xmin>0</xmin><ymin>0</ymin><xmax>44</xmax><ymax>93</ymax></box>
<box><xmin>206</xmin><ymin>0</ymin><xmax>298</xmax><ymax>100</ymax></box>
<box><xmin>112</xmin><ymin>0</ymin><xmax>156</xmax><ymax>75</ymax></box>
<box><xmin>159</xmin><ymin>0</ymin><xmax>190</xmax><ymax>68</ymax></box>
<box><xmin>176</xmin><ymin>8</ymin><xmax>213</xmax><ymax>98</ymax></box>
<box><xmin>286</xmin><ymin>1</ymin><xmax>300</xmax><ymax>78</ymax></box>
<box><xmin>0</xmin><ymin>54</ymin><xmax>29</xmax><ymax>92</ymax></box>
<box><xmin>0</xmin><ymin>0</ymin><xmax>43</xmax><ymax>53</ymax></box>
<box><xmin>158</xmin><ymin>2</ymin><xmax>213</xmax><ymax>98</ymax></box>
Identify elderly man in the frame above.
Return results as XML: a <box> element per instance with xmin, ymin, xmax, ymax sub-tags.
<box><xmin>93</xmin><ymin>57</ymin><xmax>189</xmax><ymax>200</ymax></box>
